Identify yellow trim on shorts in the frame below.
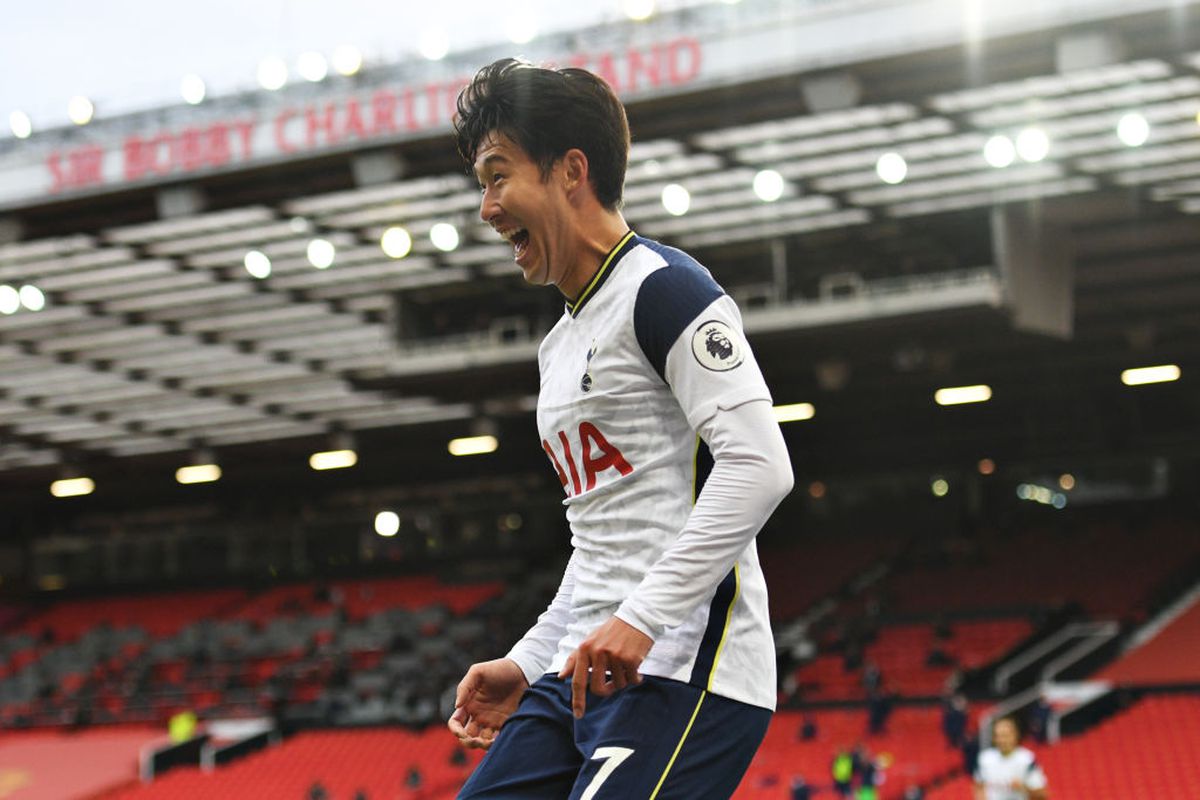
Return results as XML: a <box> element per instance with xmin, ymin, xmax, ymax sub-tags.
<box><xmin>706</xmin><ymin>563</ymin><xmax>741</xmax><ymax>691</ymax></box>
<box><xmin>648</xmin><ymin>690</ymin><xmax>707</xmax><ymax>799</ymax></box>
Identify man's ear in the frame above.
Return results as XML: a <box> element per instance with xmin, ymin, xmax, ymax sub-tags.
<box><xmin>561</xmin><ymin>148</ymin><xmax>590</xmax><ymax>195</ymax></box>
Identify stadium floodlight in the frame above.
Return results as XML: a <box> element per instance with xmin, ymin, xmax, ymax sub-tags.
<box><xmin>875</xmin><ymin>152</ymin><xmax>907</xmax><ymax>185</ymax></box>
<box><xmin>1121</xmin><ymin>364</ymin><xmax>1180</xmax><ymax>385</ymax></box>
<box><xmin>309</xmin><ymin>449</ymin><xmax>357</xmax><ymax>470</ymax></box>
<box><xmin>419</xmin><ymin>29</ymin><xmax>450</xmax><ymax>61</ymax></box>
<box><xmin>1117</xmin><ymin>112</ymin><xmax>1151</xmax><ymax>147</ymax></box>
<box><xmin>448</xmin><ymin>435</ymin><xmax>499</xmax><ymax>456</ymax></box>
<box><xmin>773</xmin><ymin>402</ymin><xmax>815</xmax><ymax>423</ymax></box>
<box><xmin>176</xmin><ymin>464</ymin><xmax>221</xmax><ymax>484</ymax></box>
<box><xmin>244</xmin><ymin>250</ymin><xmax>272</xmax><ymax>279</ymax></box>
<box><xmin>983</xmin><ymin>134</ymin><xmax>1016</xmax><ymax>168</ymax></box>
<box><xmin>180</xmin><ymin>74</ymin><xmax>206</xmax><ymax>105</ymax></box>
<box><xmin>67</xmin><ymin>96</ymin><xmax>94</xmax><ymax>125</ymax></box>
<box><xmin>307</xmin><ymin>238</ymin><xmax>336</xmax><ymax>269</ymax></box>
<box><xmin>934</xmin><ymin>384</ymin><xmax>992</xmax><ymax>405</ymax></box>
<box><xmin>257</xmin><ymin>57</ymin><xmax>288</xmax><ymax>91</ymax></box>
<box><xmin>623</xmin><ymin>0</ymin><xmax>656</xmax><ymax>20</ymax></box>
<box><xmin>375</xmin><ymin>510</ymin><xmax>400</xmax><ymax>537</ymax></box>
<box><xmin>381</xmin><ymin>226</ymin><xmax>413</xmax><ymax>259</ymax></box>
<box><xmin>298</xmin><ymin>51</ymin><xmax>328</xmax><ymax>82</ymax></box>
<box><xmin>289</xmin><ymin>216</ymin><xmax>312</xmax><ymax>234</ymax></box>
<box><xmin>506</xmin><ymin>7</ymin><xmax>538</xmax><ymax>44</ymax></box>
<box><xmin>1016</xmin><ymin>127</ymin><xmax>1050</xmax><ymax>163</ymax></box>
<box><xmin>18</xmin><ymin>285</ymin><xmax>45</xmax><ymax>311</ymax></box>
<box><xmin>753</xmin><ymin>169</ymin><xmax>785</xmax><ymax>202</ymax></box>
<box><xmin>9</xmin><ymin>110</ymin><xmax>32</xmax><ymax>139</ymax></box>
<box><xmin>0</xmin><ymin>285</ymin><xmax>19</xmax><ymax>314</ymax></box>
<box><xmin>661</xmin><ymin>183</ymin><xmax>690</xmax><ymax>216</ymax></box>
<box><xmin>430</xmin><ymin>222</ymin><xmax>460</xmax><ymax>252</ymax></box>
<box><xmin>931</xmin><ymin>478</ymin><xmax>949</xmax><ymax>497</ymax></box>
<box><xmin>332</xmin><ymin>45</ymin><xmax>362</xmax><ymax>76</ymax></box>
<box><xmin>50</xmin><ymin>477</ymin><xmax>95</xmax><ymax>498</ymax></box>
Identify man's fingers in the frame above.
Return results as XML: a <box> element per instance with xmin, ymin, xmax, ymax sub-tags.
<box><xmin>571</xmin><ymin>651</ymin><xmax>589</xmax><ymax>718</ymax></box>
<box><xmin>454</xmin><ymin>670</ymin><xmax>478</xmax><ymax>709</ymax></box>
<box><xmin>590</xmin><ymin>656</ymin><xmax>611</xmax><ymax>696</ymax></box>
<box><xmin>557</xmin><ymin>652</ymin><xmax>576</xmax><ymax>680</ymax></box>
<box><xmin>447</xmin><ymin>707</ymin><xmax>469</xmax><ymax>738</ymax></box>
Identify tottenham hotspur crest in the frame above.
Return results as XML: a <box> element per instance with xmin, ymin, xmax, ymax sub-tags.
<box><xmin>581</xmin><ymin>339</ymin><xmax>598</xmax><ymax>392</ymax></box>
<box><xmin>691</xmin><ymin>319</ymin><xmax>745</xmax><ymax>372</ymax></box>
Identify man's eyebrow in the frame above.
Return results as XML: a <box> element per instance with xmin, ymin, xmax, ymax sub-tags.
<box><xmin>477</xmin><ymin>153</ymin><xmax>510</xmax><ymax>170</ymax></box>
<box><xmin>475</xmin><ymin>153</ymin><xmax>511</xmax><ymax>185</ymax></box>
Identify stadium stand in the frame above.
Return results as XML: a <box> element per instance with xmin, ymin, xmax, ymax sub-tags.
<box><xmin>761</xmin><ymin>533</ymin><xmax>904</xmax><ymax>622</ymax></box>
<box><xmin>924</xmin><ymin>695</ymin><xmax>1200</xmax><ymax>800</ymax></box>
<box><xmin>100</xmin><ymin>727</ymin><xmax>485</xmax><ymax>800</ymax></box>
<box><xmin>0</xmin><ymin>575</ymin><xmax>518</xmax><ymax>731</ymax></box>
<box><xmin>791</xmin><ymin>618</ymin><xmax>1032</xmax><ymax>701</ymax></box>
<box><xmin>0</xmin><ymin>726</ymin><xmax>160</xmax><ymax>800</ymax></box>
<box><xmin>1097</xmin><ymin>591</ymin><xmax>1200</xmax><ymax>686</ymax></box>
<box><xmin>740</xmin><ymin>707</ymin><xmax>962</xmax><ymax>800</ymax></box>
<box><xmin>881</xmin><ymin>518</ymin><xmax>1200</xmax><ymax>620</ymax></box>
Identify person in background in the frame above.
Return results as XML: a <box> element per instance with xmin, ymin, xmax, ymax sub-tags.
<box><xmin>972</xmin><ymin>717</ymin><xmax>1048</xmax><ymax>800</ymax></box>
<box><xmin>799</xmin><ymin>713</ymin><xmax>818</xmax><ymax>740</ymax></box>
<box><xmin>942</xmin><ymin>691</ymin><xmax>968</xmax><ymax>748</ymax></box>
<box><xmin>831</xmin><ymin>748</ymin><xmax>855</xmax><ymax>798</ymax></box>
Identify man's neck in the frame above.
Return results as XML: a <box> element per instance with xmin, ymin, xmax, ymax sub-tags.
<box><xmin>558</xmin><ymin>211</ymin><xmax>630</xmax><ymax>302</ymax></box>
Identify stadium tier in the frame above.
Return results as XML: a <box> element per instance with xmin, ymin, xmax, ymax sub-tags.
<box><xmin>924</xmin><ymin>695</ymin><xmax>1200</xmax><ymax>800</ymax></box>
<box><xmin>100</xmin><ymin>728</ymin><xmax>485</xmax><ymax>800</ymax></box>
<box><xmin>3</xmin><ymin>0</ymin><xmax>1200</xmax><ymax>797</ymax></box>
<box><xmin>0</xmin><ymin>575</ymin><xmax>518</xmax><ymax>730</ymax></box>
<box><xmin>761</xmin><ymin>533</ymin><xmax>904</xmax><ymax>622</ymax></box>
<box><xmin>1096</xmin><ymin>592</ymin><xmax>1200</xmax><ymax>686</ymax></box>
<box><xmin>873</xmin><ymin>518</ymin><xmax>1200</xmax><ymax>619</ymax></box>
<box><xmin>791</xmin><ymin>619</ymin><xmax>1032</xmax><ymax>701</ymax></box>
<box><xmin>0</xmin><ymin>726</ymin><xmax>161</xmax><ymax>800</ymax></box>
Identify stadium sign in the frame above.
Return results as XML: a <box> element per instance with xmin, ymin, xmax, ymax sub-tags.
<box><xmin>20</xmin><ymin>37</ymin><xmax>703</xmax><ymax>207</ymax></box>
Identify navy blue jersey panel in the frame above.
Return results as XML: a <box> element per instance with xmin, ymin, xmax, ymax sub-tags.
<box><xmin>632</xmin><ymin>238</ymin><xmax>724</xmax><ymax>381</ymax></box>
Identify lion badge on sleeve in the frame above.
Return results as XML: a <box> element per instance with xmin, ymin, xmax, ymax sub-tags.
<box><xmin>690</xmin><ymin>319</ymin><xmax>745</xmax><ymax>372</ymax></box>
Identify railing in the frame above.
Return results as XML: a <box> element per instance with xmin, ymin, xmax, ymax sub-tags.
<box><xmin>992</xmin><ymin>621</ymin><xmax>1118</xmax><ymax>694</ymax></box>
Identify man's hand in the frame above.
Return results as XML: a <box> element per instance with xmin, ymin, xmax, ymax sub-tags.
<box><xmin>448</xmin><ymin>658</ymin><xmax>529</xmax><ymax>750</ymax></box>
<box><xmin>557</xmin><ymin>616</ymin><xmax>653</xmax><ymax>719</ymax></box>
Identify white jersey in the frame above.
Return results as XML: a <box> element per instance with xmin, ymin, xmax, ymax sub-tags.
<box><xmin>506</xmin><ymin>231</ymin><xmax>788</xmax><ymax>710</ymax></box>
<box><xmin>974</xmin><ymin>746</ymin><xmax>1048</xmax><ymax>800</ymax></box>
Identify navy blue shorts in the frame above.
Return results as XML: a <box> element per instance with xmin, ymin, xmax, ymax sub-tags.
<box><xmin>458</xmin><ymin>674</ymin><xmax>771</xmax><ymax>799</ymax></box>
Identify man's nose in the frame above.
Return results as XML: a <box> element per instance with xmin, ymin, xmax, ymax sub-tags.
<box><xmin>480</xmin><ymin>188</ymin><xmax>497</xmax><ymax>223</ymax></box>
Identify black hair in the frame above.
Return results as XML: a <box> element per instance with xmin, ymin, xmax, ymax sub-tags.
<box><xmin>454</xmin><ymin>58</ymin><xmax>630</xmax><ymax>210</ymax></box>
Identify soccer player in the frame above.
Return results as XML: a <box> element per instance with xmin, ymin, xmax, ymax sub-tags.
<box><xmin>445</xmin><ymin>58</ymin><xmax>794</xmax><ymax>799</ymax></box>
<box><xmin>973</xmin><ymin>717</ymin><xmax>1049</xmax><ymax>800</ymax></box>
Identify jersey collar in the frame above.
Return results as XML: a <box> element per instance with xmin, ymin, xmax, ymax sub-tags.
<box><xmin>565</xmin><ymin>230</ymin><xmax>637</xmax><ymax>318</ymax></box>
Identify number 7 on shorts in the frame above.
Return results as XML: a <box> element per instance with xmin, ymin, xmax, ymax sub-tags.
<box><xmin>579</xmin><ymin>747</ymin><xmax>635</xmax><ymax>800</ymax></box>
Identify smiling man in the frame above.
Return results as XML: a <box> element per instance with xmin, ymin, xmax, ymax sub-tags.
<box><xmin>447</xmin><ymin>58</ymin><xmax>793</xmax><ymax>799</ymax></box>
